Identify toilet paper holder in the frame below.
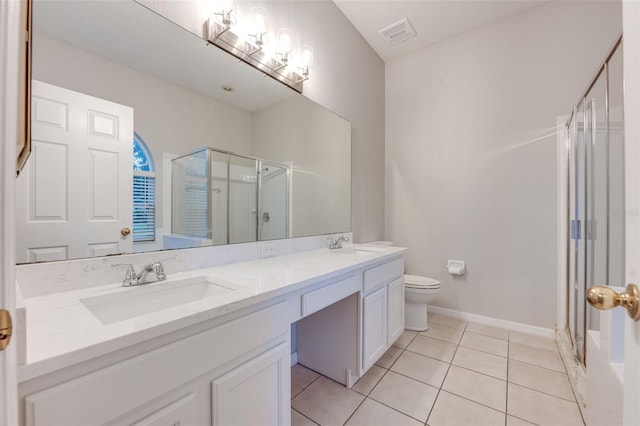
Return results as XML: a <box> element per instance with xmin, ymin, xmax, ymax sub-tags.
<box><xmin>447</xmin><ymin>259</ymin><xmax>466</xmax><ymax>275</ymax></box>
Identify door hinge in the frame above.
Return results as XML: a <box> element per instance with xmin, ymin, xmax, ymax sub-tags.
<box><xmin>0</xmin><ymin>309</ymin><xmax>12</xmax><ymax>351</ymax></box>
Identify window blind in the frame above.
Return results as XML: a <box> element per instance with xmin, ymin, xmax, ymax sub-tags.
<box><xmin>133</xmin><ymin>174</ymin><xmax>156</xmax><ymax>242</ymax></box>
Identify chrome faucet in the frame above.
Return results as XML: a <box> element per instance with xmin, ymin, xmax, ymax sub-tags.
<box><xmin>328</xmin><ymin>236</ymin><xmax>349</xmax><ymax>249</ymax></box>
<box><xmin>112</xmin><ymin>262</ymin><xmax>167</xmax><ymax>287</ymax></box>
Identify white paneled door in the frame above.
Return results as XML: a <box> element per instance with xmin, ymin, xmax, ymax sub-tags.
<box><xmin>622</xmin><ymin>2</ymin><xmax>640</xmax><ymax>424</ymax></box>
<box><xmin>15</xmin><ymin>81</ymin><xmax>134</xmax><ymax>263</ymax></box>
<box><xmin>586</xmin><ymin>3</ymin><xmax>640</xmax><ymax>425</ymax></box>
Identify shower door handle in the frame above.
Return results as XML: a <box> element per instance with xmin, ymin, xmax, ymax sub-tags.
<box><xmin>586</xmin><ymin>284</ymin><xmax>640</xmax><ymax>320</ymax></box>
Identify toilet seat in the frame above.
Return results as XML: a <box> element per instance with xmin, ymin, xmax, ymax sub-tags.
<box><xmin>404</xmin><ymin>274</ymin><xmax>441</xmax><ymax>289</ymax></box>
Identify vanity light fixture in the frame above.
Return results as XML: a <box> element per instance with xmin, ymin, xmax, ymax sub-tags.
<box><xmin>295</xmin><ymin>44</ymin><xmax>313</xmax><ymax>83</ymax></box>
<box><xmin>204</xmin><ymin>7</ymin><xmax>311</xmax><ymax>93</ymax></box>
<box><xmin>274</xmin><ymin>28</ymin><xmax>291</xmax><ymax>71</ymax></box>
<box><xmin>247</xmin><ymin>7</ymin><xmax>268</xmax><ymax>55</ymax></box>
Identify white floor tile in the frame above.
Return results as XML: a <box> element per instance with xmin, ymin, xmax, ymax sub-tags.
<box><xmin>509</xmin><ymin>359</ymin><xmax>575</xmax><ymax>401</ymax></box>
<box><xmin>375</xmin><ymin>345</ymin><xmax>403</xmax><ymax>369</ymax></box>
<box><xmin>292</xmin><ymin>376</ymin><xmax>364</xmax><ymax>425</ymax></box>
<box><xmin>509</xmin><ymin>331</ymin><xmax>558</xmax><ymax>352</ymax></box>
<box><xmin>393</xmin><ymin>330</ymin><xmax>418</xmax><ymax>349</ymax></box>
<box><xmin>345</xmin><ymin>398</ymin><xmax>423</xmax><ymax>426</ymax></box>
<box><xmin>429</xmin><ymin>313</ymin><xmax>468</xmax><ymax>330</ymax></box>
<box><xmin>508</xmin><ymin>383</ymin><xmax>584</xmax><ymax>426</ymax></box>
<box><xmin>369</xmin><ymin>371</ymin><xmax>439</xmax><ymax>422</ymax></box>
<box><xmin>353</xmin><ymin>365</ymin><xmax>386</xmax><ymax>396</ymax></box>
<box><xmin>509</xmin><ymin>342</ymin><xmax>565</xmax><ymax>373</ymax></box>
<box><xmin>507</xmin><ymin>415</ymin><xmax>536</xmax><ymax>426</ymax></box>
<box><xmin>291</xmin><ymin>409</ymin><xmax>318</xmax><ymax>426</ymax></box>
<box><xmin>391</xmin><ymin>350</ymin><xmax>450</xmax><ymax>388</ymax></box>
<box><xmin>420</xmin><ymin>323</ymin><xmax>464</xmax><ymax>344</ymax></box>
<box><xmin>452</xmin><ymin>346</ymin><xmax>507</xmax><ymax>380</ymax></box>
<box><xmin>406</xmin><ymin>335</ymin><xmax>458</xmax><ymax>363</ymax></box>
<box><xmin>466</xmin><ymin>322</ymin><xmax>509</xmax><ymax>340</ymax></box>
<box><xmin>428</xmin><ymin>391</ymin><xmax>505</xmax><ymax>426</ymax></box>
<box><xmin>460</xmin><ymin>331</ymin><xmax>508</xmax><ymax>357</ymax></box>
<box><xmin>291</xmin><ymin>364</ymin><xmax>320</xmax><ymax>398</ymax></box>
<box><xmin>442</xmin><ymin>365</ymin><xmax>507</xmax><ymax>412</ymax></box>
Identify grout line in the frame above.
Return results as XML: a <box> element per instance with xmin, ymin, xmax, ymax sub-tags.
<box><xmin>506</xmin><ymin>382</ymin><xmax>577</xmax><ymax>403</ymax></box>
<box><xmin>290</xmin><ymin>367</ymin><xmax>322</xmax><ymax>400</ymax></box>
<box><xmin>365</xmin><ymin>394</ymin><xmax>429</xmax><ymax>424</ymax></box>
<box><xmin>291</xmin><ymin>407</ymin><xmax>320</xmax><ymax>426</ymax></box>
<box><xmin>423</xmin><ymin>320</ymin><xmax>468</xmax><ymax>425</ymax></box>
<box><xmin>505</xmin><ymin>335</ymin><xmax>510</xmax><ymax>426</ymax></box>
<box><xmin>449</xmin><ymin>363</ymin><xmax>506</xmax><ymax>382</ymax></box>
<box><xmin>435</xmin><ymin>389</ymin><xmax>507</xmax><ymax>416</ymax></box>
<box><xmin>507</xmin><ymin>356</ymin><xmax>568</xmax><ymax>374</ymax></box>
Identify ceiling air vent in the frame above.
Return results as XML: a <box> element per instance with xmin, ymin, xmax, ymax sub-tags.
<box><xmin>378</xmin><ymin>18</ymin><xmax>417</xmax><ymax>45</ymax></box>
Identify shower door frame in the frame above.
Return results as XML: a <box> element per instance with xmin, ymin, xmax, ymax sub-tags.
<box><xmin>563</xmin><ymin>36</ymin><xmax>623</xmax><ymax>365</ymax></box>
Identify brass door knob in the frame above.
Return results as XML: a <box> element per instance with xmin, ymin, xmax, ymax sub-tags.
<box><xmin>0</xmin><ymin>309</ymin><xmax>11</xmax><ymax>351</ymax></box>
<box><xmin>586</xmin><ymin>284</ymin><xmax>640</xmax><ymax>320</ymax></box>
<box><xmin>120</xmin><ymin>227</ymin><xmax>131</xmax><ymax>236</ymax></box>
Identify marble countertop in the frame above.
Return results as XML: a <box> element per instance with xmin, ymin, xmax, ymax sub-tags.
<box><xmin>18</xmin><ymin>245</ymin><xmax>406</xmax><ymax>382</ymax></box>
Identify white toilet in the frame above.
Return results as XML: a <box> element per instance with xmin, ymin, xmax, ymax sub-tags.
<box><xmin>404</xmin><ymin>274</ymin><xmax>441</xmax><ymax>331</ymax></box>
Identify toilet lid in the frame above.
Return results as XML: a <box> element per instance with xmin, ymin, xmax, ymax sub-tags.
<box><xmin>404</xmin><ymin>274</ymin><xmax>441</xmax><ymax>289</ymax></box>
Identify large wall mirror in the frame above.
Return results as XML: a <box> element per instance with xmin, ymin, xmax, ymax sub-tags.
<box><xmin>17</xmin><ymin>0</ymin><xmax>351</xmax><ymax>264</ymax></box>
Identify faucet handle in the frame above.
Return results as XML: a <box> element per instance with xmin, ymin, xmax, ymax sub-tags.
<box><xmin>153</xmin><ymin>262</ymin><xmax>167</xmax><ymax>281</ymax></box>
<box><xmin>112</xmin><ymin>263</ymin><xmax>138</xmax><ymax>286</ymax></box>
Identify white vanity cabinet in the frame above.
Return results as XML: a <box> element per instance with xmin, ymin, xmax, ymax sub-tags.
<box><xmin>18</xmin><ymin>248</ymin><xmax>407</xmax><ymax>425</ymax></box>
<box><xmin>21</xmin><ymin>301</ymin><xmax>293</xmax><ymax>426</ymax></box>
<box><xmin>362</xmin><ymin>257</ymin><xmax>405</xmax><ymax>372</ymax></box>
<box><xmin>212</xmin><ymin>340</ymin><xmax>290</xmax><ymax>426</ymax></box>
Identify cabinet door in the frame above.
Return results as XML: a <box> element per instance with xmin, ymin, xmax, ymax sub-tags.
<box><xmin>212</xmin><ymin>341</ymin><xmax>290</xmax><ymax>426</ymax></box>
<box><xmin>363</xmin><ymin>286</ymin><xmax>388</xmax><ymax>371</ymax></box>
<box><xmin>388</xmin><ymin>277</ymin><xmax>405</xmax><ymax>345</ymax></box>
<box><xmin>129</xmin><ymin>393</ymin><xmax>197</xmax><ymax>426</ymax></box>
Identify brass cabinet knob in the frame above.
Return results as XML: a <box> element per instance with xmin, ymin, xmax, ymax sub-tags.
<box><xmin>586</xmin><ymin>284</ymin><xmax>640</xmax><ymax>320</ymax></box>
<box><xmin>120</xmin><ymin>227</ymin><xmax>131</xmax><ymax>236</ymax></box>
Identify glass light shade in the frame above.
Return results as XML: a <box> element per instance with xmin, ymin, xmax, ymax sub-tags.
<box><xmin>301</xmin><ymin>44</ymin><xmax>314</xmax><ymax>67</ymax></box>
<box><xmin>251</xmin><ymin>6</ymin><xmax>268</xmax><ymax>33</ymax></box>
<box><xmin>277</xmin><ymin>28</ymin><xmax>291</xmax><ymax>52</ymax></box>
<box><xmin>219</xmin><ymin>0</ymin><xmax>234</xmax><ymax>12</ymax></box>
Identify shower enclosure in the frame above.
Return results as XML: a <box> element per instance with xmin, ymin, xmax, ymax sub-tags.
<box><xmin>566</xmin><ymin>38</ymin><xmax>624</xmax><ymax>364</ymax></box>
<box><xmin>170</xmin><ymin>147</ymin><xmax>289</xmax><ymax>246</ymax></box>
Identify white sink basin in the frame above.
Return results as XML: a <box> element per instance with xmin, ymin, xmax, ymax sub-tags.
<box><xmin>334</xmin><ymin>245</ymin><xmax>390</xmax><ymax>256</ymax></box>
<box><xmin>80</xmin><ymin>276</ymin><xmax>240</xmax><ymax>325</ymax></box>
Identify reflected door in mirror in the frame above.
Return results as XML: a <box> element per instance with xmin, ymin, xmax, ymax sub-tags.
<box><xmin>15</xmin><ymin>81</ymin><xmax>133</xmax><ymax>263</ymax></box>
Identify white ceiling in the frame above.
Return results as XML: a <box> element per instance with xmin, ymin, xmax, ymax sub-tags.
<box><xmin>333</xmin><ymin>0</ymin><xmax>546</xmax><ymax>61</ymax></box>
<box><xmin>33</xmin><ymin>0</ymin><xmax>295</xmax><ymax>112</ymax></box>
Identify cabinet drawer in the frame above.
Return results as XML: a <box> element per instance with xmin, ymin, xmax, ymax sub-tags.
<box><xmin>301</xmin><ymin>273</ymin><xmax>361</xmax><ymax>317</ymax></box>
<box><xmin>363</xmin><ymin>257</ymin><xmax>404</xmax><ymax>294</ymax></box>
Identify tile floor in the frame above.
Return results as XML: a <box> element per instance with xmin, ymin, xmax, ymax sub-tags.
<box><xmin>291</xmin><ymin>313</ymin><xmax>584</xmax><ymax>426</ymax></box>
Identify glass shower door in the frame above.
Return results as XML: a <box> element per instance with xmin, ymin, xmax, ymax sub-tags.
<box><xmin>228</xmin><ymin>155</ymin><xmax>258</xmax><ymax>244</ymax></box>
<box><xmin>571</xmin><ymin>100</ymin><xmax>587</xmax><ymax>360</ymax></box>
<box><xmin>259</xmin><ymin>162</ymin><xmax>289</xmax><ymax>241</ymax></box>
<box><xmin>567</xmin><ymin>41</ymin><xmax>625</xmax><ymax>364</ymax></box>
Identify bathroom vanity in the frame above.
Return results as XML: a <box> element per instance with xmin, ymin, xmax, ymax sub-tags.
<box><xmin>16</xmin><ymin>245</ymin><xmax>406</xmax><ymax>425</ymax></box>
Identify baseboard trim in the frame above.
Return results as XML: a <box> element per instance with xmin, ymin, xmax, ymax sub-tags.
<box><xmin>291</xmin><ymin>351</ymin><xmax>298</xmax><ymax>367</ymax></box>
<box><xmin>428</xmin><ymin>305</ymin><xmax>555</xmax><ymax>338</ymax></box>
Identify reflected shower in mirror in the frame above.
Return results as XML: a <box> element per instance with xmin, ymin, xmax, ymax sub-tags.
<box><xmin>17</xmin><ymin>0</ymin><xmax>351</xmax><ymax>264</ymax></box>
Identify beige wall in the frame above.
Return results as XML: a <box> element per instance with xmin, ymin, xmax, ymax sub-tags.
<box><xmin>139</xmin><ymin>0</ymin><xmax>386</xmax><ymax>242</ymax></box>
<box><xmin>385</xmin><ymin>1</ymin><xmax>622</xmax><ymax>327</ymax></box>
